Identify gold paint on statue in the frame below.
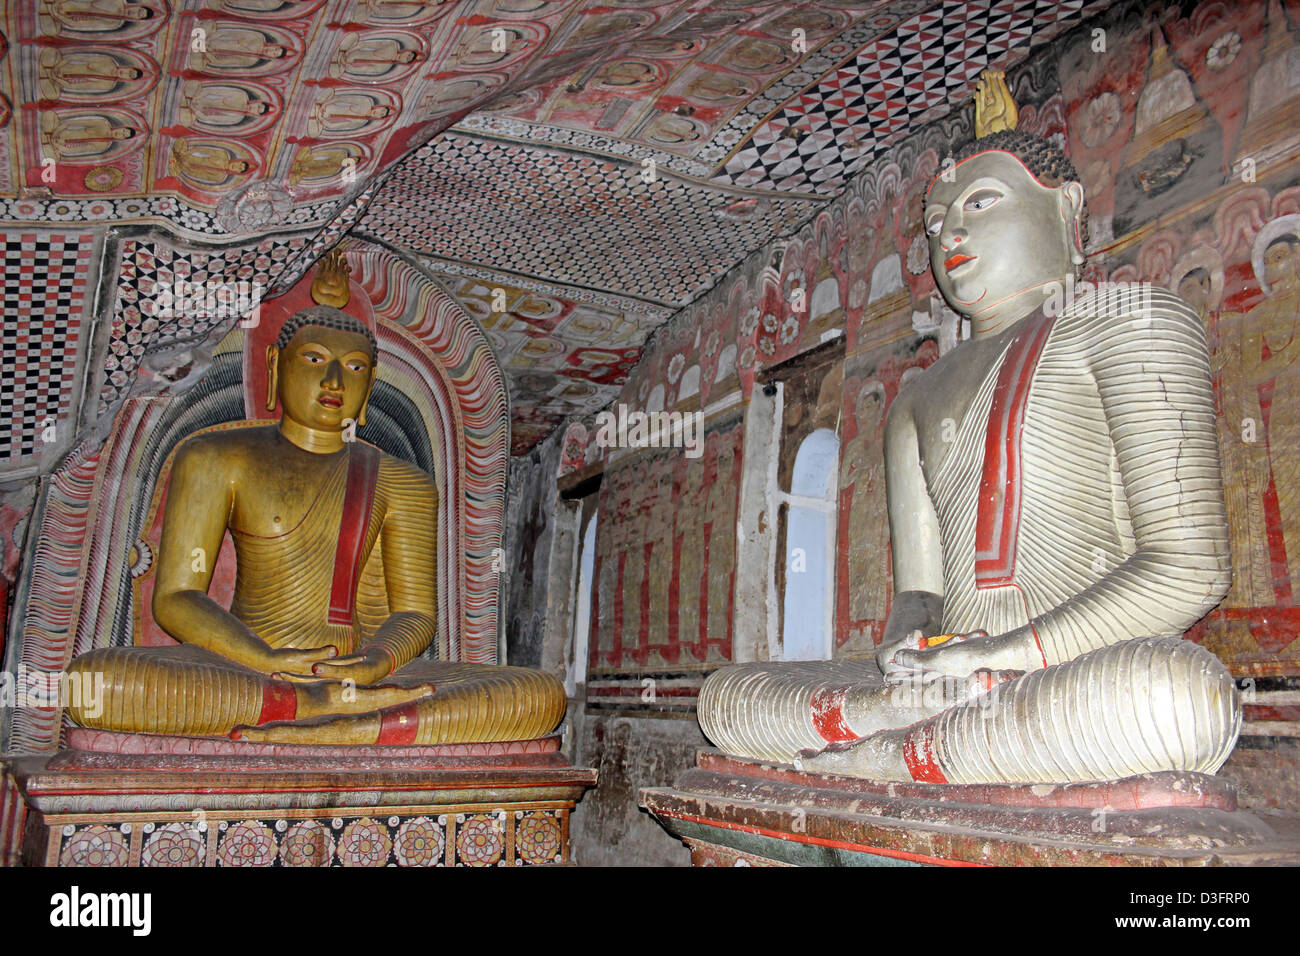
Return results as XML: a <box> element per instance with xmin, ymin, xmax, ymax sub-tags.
<box><xmin>309</xmin><ymin>247</ymin><xmax>353</xmax><ymax>310</ymax></box>
<box><xmin>66</xmin><ymin>255</ymin><xmax>566</xmax><ymax>744</ymax></box>
<box><xmin>973</xmin><ymin>69</ymin><xmax>1018</xmax><ymax>138</ymax></box>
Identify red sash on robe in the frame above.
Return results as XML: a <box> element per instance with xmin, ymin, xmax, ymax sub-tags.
<box><xmin>328</xmin><ymin>442</ymin><xmax>380</xmax><ymax>626</ymax></box>
<box><xmin>974</xmin><ymin>310</ymin><xmax>1055</xmax><ymax>590</ymax></box>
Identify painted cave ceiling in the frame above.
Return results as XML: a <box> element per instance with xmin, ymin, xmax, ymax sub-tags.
<box><xmin>1</xmin><ymin>0</ymin><xmax>1107</xmax><ymax>455</ymax></box>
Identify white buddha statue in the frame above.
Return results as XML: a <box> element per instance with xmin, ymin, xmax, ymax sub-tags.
<box><xmin>698</xmin><ymin>72</ymin><xmax>1241</xmax><ymax>784</ymax></box>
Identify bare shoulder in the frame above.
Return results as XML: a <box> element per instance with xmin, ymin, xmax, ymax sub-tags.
<box><xmin>891</xmin><ymin>349</ymin><xmax>961</xmax><ymax>419</ymax></box>
<box><xmin>890</xmin><ymin>337</ymin><xmax>985</xmax><ymax>431</ymax></box>
<box><xmin>170</xmin><ymin>425</ymin><xmax>274</xmax><ymax>478</ymax></box>
<box><xmin>884</xmin><ymin>379</ymin><xmax>916</xmax><ymax>434</ymax></box>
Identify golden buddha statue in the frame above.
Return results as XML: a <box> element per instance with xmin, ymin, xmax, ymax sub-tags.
<box><xmin>66</xmin><ymin>255</ymin><xmax>566</xmax><ymax>745</ymax></box>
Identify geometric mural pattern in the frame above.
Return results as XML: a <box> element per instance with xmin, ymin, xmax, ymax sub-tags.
<box><xmin>357</xmin><ymin>133</ymin><xmax>818</xmax><ymax>307</ymax></box>
<box><xmin>718</xmin><ymin>0</ymin><xmax>1107</xmax><ymax>194</ymax></box>
<box><xmin>0</xmin><ymin>231</ymin><xmax>94</xmax><ymax>465</ymax></box>
<box><xmin>452</xmin><ymin>2</ymin><xmax>903</xmax><ymax>183</ymax></box>
<box><xmin>99</xmin><ymin>233</ymin><xmax>309</xmax><ymax>412</ymax></box>
<box><xmin>52</xmin><ymin>808</ymin><xmax>569</xmax><ymax>867</ymax></box>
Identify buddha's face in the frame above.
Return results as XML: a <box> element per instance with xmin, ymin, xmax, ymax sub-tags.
<box><xmin>925</xmin><ymin>150</ymin><xmax>1084</xmax><ymax>332</ymax></box>
<box><xmin>856</xmin><ymin>383</ymin><xmax>884</xmax><ymax>429</ymax></box>
<box><xmin>1265</xmin><ymin>239</ymin><xmax>1299</xmax><ymax>293</ymax></box>
<box><xmin>1177</xmin><ymin>271</ymin><xmax>1211</xmax><ymax>316</ymax></box>
<box><xmin>275</xmin><ymin>326</ymin><xmax>375</xmax><ymax>433</ymax></box>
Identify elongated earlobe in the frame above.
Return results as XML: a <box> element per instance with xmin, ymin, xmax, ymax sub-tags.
<box><xmin>358</xmin><ymin>367</ymin><xmax>375</xmax><ymax>427</ymax></box>
<box><xmin>265</xmin><ymin>345</ymin><xmax>279</xmax><ymax>413</ymax></box>
<box><xmin>1062</xmin><ymin>181</ymin><xmax>1087</xmax><ymax>266</ymax></box>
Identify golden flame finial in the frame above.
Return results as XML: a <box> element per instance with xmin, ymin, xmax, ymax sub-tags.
<box><xmin>973</xmin><ymin>69</ymin><xmax>1019</xmax><ymax>138</ymax></box>
<box><xmin>310</xmin><ymin>247</ymin><xmax>351</xmax><ymax>308</ymax></box>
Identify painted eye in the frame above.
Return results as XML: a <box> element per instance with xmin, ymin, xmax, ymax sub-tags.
<box><xmin>925</xmin><ymin>218</ymin><xmax>943</xmax><ymax>237</ymax></box>
<box><xmin>964</xmin><ymin>191</ymin><xmax>1001</xmax><ymax>212</ymax></box>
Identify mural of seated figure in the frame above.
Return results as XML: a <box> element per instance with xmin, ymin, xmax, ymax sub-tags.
<box><xmin>65</xmin><ymin>253</ymin><xmax>567</xmax><ymax>746</ymax></box>
<box><xmin>698</xmin><ymin>71</ymin><xmax>1242</xmax><ymax>784</ymax></box>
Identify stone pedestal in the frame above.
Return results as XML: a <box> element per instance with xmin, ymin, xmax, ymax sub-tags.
<box><xmin>2</xmin><ymin>729</ymin><xmax>596</xmax><ymax>867</ymax></box>
<box><xmin>640</xmin><ymin>750</ymin><xmax>1300</xmax><ymax>867</ymax></box>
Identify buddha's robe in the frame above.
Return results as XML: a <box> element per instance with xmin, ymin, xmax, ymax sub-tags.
<box><xmin>931</xmin><ymin>290</ymin><xmax>1229</xmax><ymax>662</ymax></box>
<box><xmin>699</xmin><ymin>288</ymin><xmax>1240</xmax><ymax>782</ymax></box>
<box><xmin>67</xmin><ymin>440</ymin><xmax>566</xmax><ymax>743</ymax></box>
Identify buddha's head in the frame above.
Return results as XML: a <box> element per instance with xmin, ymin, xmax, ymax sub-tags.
<box><xmin>1264</xmin><ymin>235</ymin><xmax>1300</xmax><ymax>294</ymax></box>
<box><xmin>266</xmin><ymin>306</ymin><xmax>378</xmax><ymax>437</ymax></box>
<box><xmin>1176</xmin><ymin>266</ymin><xmax>1213</xmax><ymax>316</ymax></box>
<box><xmin>925</xmin><ymin>129</ymin><xmax>1087</xmax><ymax>334</ymax></box>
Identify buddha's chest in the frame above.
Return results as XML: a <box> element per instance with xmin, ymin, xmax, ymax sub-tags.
<box><xmin>229</xmin><ymin>456</ymin><xmax>372</xmax><ymax>540</ymax></box>
<box><xmin>920</xmin><ymin>336</ymin><xmax>1111</xmax><ymax>495</ymax></box>
<box><xmin>912</xmin><ymin>337</ymin><xmax>1017</xmax><ymax>482</ymax></box>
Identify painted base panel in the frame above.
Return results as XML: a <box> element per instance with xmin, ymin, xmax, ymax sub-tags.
<box><xmin>1</xmin><ymin>734</ymin><xmax>596</xmax><ymax>867</ymax></box>
<box><xmin>640</xmin><ymin>750</ymin><xmax>1300</xmax><ymax>867</ymax></box>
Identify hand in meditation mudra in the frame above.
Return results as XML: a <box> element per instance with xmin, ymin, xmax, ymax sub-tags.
<box><xmin>66</xmin><ymin>261</ymin><xmax>566</xmax><ymax>745</ymax></box>
<box><xmin>698</xmin><ymin>72</ymin><xmax>1242</xmax><ymax>783</ymax></box>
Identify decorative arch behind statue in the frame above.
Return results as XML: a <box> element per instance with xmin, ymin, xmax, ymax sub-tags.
<box><xmin>5</xmin><ymin>240</ymin><xmax>509</xmax><ymax>754</ymax></box>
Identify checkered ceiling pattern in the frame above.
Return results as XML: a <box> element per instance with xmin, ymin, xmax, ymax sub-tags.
<box><xmin>717</xmin><ymin>0</ymin><xmax>1099</xmax><ymax>193</ymax></box>
<box><xmin>1</xmin><ymin>232</ymin><xmax>94</xmax><ymax>468</ymax></box>
<box><xmin>356</xmin><ymin>133</ymin><xmax>816</xmax><ymax>308</ymax></box>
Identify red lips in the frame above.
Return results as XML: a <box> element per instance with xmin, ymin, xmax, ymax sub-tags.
<box><xmin>945</xmin><ymin>253</ymin><xmax>976</xmax><ymax>272</ymax></box>
<box><xmin>318</xmin><ymin>394</ymin><xmax>343</xmax><ymax>408</ymax></box>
